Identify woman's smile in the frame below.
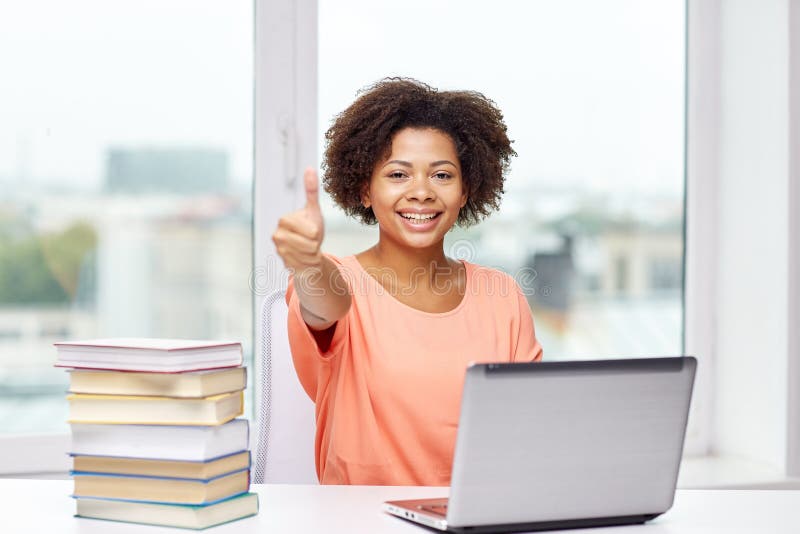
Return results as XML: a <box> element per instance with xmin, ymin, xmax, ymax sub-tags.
<box><xmin>396</xmin><ymin>209</ymin><xmax>443</xmax><ymax>231</ymax></box>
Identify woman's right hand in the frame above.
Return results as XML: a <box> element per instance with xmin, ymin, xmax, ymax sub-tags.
<box><xmin>273</xmin><ymin>167</ymin><xmax>351</xmax><ymax>333</ymax></box>
<box><xmin>272</xmin><ymin>167</ymin><xmax>326</xmax><ymax>277</ymax></box>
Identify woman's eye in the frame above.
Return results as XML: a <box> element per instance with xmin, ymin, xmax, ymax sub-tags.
<box><xmin>389</xmin><ymin>171</ymin><xmax>406</xmax><ymax>179</ymax></box>
<box><xmin>433</xmin><ymin>172</ymin><xmax>451</xmax><ymax>180</ymax></box>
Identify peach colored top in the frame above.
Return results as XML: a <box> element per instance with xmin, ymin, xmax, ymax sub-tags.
<box><xmin>286</xmin><ymin>254</ymin><xmax>543</xmax><ymax>486</ymax></box>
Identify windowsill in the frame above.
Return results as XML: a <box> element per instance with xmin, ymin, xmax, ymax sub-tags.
<box><xmin>0</xmin><ymin>472</ymin><xmax>69</xmax><ymax>480</ymax></box>
<box><xmin>678</xmin><ymin>454</ymin><xmax>800</xmax><ymax>489</ymax></box>
<box><xmin>2</xmin><ymin>444</ymin><xmax>798</xmax><ymax>488</ymax></box>
<box><xmin>6</xmin><ymin>455</ymin><xmax>800</xmax><ymax>488</ymax></box>
<box><xmin>0</xmin><ymin>433</ymin><xmax>70</xmax><ymax>475</ymax></box>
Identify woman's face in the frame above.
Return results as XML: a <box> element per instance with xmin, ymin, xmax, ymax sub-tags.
<box><xmin>363</xmin><ymin>127</ymin><xmax>467</xmax><ymax>251</ymax></box>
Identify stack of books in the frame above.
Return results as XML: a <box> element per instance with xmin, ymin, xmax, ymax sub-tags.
<box><xmin>55</xmin><ymin>338</ymin><xmax>259</xmax><ymax>529</ymax></box>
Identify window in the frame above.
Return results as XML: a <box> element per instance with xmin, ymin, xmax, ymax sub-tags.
<box><xmin>2</xmin><ymin>0</ymin><xmax>694</xmax><ymax>474</ymax></box>
<box><xmin>0</xmin><ymin>1</ymin><xmax>253</xmax><ymax>440</ymax></box>
<box><xmin>317</xmin><ymin>0</ymin><xmax>686</xmax><ymax>359</ymax></box>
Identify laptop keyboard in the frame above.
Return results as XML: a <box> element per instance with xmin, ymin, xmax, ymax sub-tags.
<box><xmin>419</xmin><ymin>503</ymin><xmax>448</xmax><ymax>516</ymax></box>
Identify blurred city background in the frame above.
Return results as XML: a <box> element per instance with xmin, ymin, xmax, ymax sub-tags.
<box><xmin>0</xmin><ymin>0</ymin><xmax>684</xmax><ymax>433</ymax></box>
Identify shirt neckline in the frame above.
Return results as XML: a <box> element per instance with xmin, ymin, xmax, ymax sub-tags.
<box><xmin>344</xmin><ymin>255</ymin><xmax>473</xmax><ymax>318</ymax></box>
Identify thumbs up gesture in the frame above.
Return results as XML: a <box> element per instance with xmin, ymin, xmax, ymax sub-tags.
<box><xmin>272</xmin><ymin>168</ymin><xmax>326</xmax><ymax>276</ymax></box>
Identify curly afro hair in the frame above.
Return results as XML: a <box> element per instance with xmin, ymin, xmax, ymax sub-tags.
<box><xmin>322</xmin><ymin>78</ymin><xmax>516</xmax><ymax>227</ymax></box>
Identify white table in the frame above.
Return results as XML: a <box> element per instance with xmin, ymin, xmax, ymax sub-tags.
<box><xmin>3</xmin><ymin>479</ymin><xmax>799</xmax><ymax>533</ymax></box>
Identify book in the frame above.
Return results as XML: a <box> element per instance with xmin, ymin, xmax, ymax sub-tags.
<box><xmin>75</xmin><ymin>492</ymin><xmax>259</xmax><ymax>530</ymax></box>
<box><xmin>67</xmin><ymin>391</ymin><xmax>243</xmax><ymax>425</ymax></box>
<box><xmin>72</xmin><ymin>451</ymin><xmax>250</xmax><ymax>480</ymax></box>
<box><xmin>54</xmin><ymin>338</ymin><xmax>243</xmax><ymax>372</ymax></box>
<box><xmin>68</xmin><ymin>367</ymin><xmax>247</xmax><ymax>398</ymax></box>
<box><xmin>72</xmin><ymin>469</ymin><xmax>249</xmax><ymax>505</ymax></box>
<box><xmin>70</xmin><ymin>419</ymin><xmax>250</xmax><ymax>461</ymax></box>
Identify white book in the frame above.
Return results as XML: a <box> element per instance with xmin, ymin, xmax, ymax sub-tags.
<box><xmin>55</xmin><ymin>338</ymin><xmax>243</xmax><ymax>372</ymax></box>
<box><xmin>70</xmin><ymin>418</ymin><xmax>250</xmax><ymax>461</ymax></box>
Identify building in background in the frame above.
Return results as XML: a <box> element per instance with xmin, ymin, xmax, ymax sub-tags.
<box><xmin>0</xmin><ymin>147</ymin><xmax>252</xmax><ymax>432</ymax></box>
<box><xmin>106</xmin><ymin>148</ymin><xmax>229</xmax><ymax>194</ymax></box>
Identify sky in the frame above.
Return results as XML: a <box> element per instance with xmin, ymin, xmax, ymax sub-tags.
<box><xmin>0</xmin><ymin>0</ymin><xmax>253</xmax><ymax>190</ymax></box>
<box><xmin>318</xmin><ymin>0</ymin><xmax>686</xmax><ymax>197</ymax></box>
<box><xmin>0</xmin><ymin>0</ymin><xmax>685</xmax><ymax>196</ymax></box>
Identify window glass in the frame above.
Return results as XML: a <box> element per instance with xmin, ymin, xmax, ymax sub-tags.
<box><xmin>0</xmin><ymin>1</ymin><xmax>253</xmax><ymax>433</ymax></box>
<box><xmin>318</xmin><ymin>0</ymin><xmax>685</xmax><ymax>359</ymax></box>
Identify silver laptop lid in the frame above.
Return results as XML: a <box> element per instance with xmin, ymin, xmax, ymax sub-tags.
<box><xmin>447</xmin><ymin>357</ymin><xmax>696</xmax><ymax>528</ymax></box>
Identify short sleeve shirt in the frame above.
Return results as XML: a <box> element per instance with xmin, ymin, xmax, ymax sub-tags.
<box><xmin>286</xmin><ymin>254</ymin><xmax>543</xmax><ymax>486</ymax></box>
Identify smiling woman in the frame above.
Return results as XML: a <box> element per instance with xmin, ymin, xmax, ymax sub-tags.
<box><xmin>271</xmin><ymin>78</ymin><xmax>543</xmax><ymax>486</ymax></box>
<box><xmin>264</xmin><ymin>0</ymin><xmax>691</xmax><ymax>485</ymax></box>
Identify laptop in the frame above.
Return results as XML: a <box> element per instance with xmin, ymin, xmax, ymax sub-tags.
<box><xmin>383</xmin><ymin>357</ymin><xmax>696</xmax><ymax>533</ymax></box>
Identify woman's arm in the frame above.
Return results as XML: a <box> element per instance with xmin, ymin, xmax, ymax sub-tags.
<box><xmin>294</xmin><ymin>254</ymin><xmax>351</xmax><ymax>330</ymax></box>
<box><xmin>272</xmin><ymin>168</ymin><xmax>351</xmax><ymax>331</ymax></box>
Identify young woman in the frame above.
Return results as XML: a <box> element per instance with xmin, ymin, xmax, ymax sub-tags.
<box><xmin>272</xmin><ymin>78</ymin><xmax>543</xmax><ymax>486</ymax></box>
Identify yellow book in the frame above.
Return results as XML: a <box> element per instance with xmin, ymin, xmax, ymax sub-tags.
<box><xmin>73</xmin><ymin>469</ymin><xmax>249</xmax><ymax>505</ymax></box>
<box><xmin>72</xmin><ymin>451</ymin><xmax>250</xmax><ymax>480</ymax></box>
<box><xmin>75</xmin><ymin>493</ymin><xmax>259</xmax><ymax>529</ymax></box>
<box><xmin>68</xmin><ymin>367</ymin><xmax>246</xmax><ymax>398</ymax></box>
<box><xmin>67</xmin><ymin>391</ymin><xmax>243</xmax><ymax>425</ymax></box>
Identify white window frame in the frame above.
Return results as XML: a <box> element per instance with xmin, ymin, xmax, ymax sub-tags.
<box><xmin>788</xmin><ymin>0</ymin><xmax>800</xmax><ymax>478</ymax></box>
<box><xmin>251</xmin><ymin>0</ymin><xmax>318</xmax><ymax>454</ymax></box>
<box><xmin>683</xmin><ymin>0</ymin><xmax>800</xmax><ymax>484</ymax></box>
<box><xmin>683</xmin><ymin>0</ymin><xmax>719</xmax><ymax>457</ymax></box>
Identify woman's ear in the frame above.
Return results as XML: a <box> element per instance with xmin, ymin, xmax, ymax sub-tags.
<box><xmin>361</xmin><ymin>188</ymin><xmax>371</xmax><ymax>209</ymax></box>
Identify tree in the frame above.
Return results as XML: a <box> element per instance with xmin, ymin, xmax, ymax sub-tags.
<box><xmin>0</xmin><ymin>221</ymin><xmax>97</xmax><ymax>305</ymax></box>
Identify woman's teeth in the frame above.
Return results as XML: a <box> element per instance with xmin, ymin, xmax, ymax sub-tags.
<box><xmin>400</xmin><ymin>213</ymin><xmax>438</xmax><ymax>221</ymax></box>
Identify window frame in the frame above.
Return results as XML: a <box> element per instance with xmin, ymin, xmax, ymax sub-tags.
<box><xmin>682</xmin><ymin>0</ymin><xmax>718</xmax><ymax>456</ymax></box>
<box><xmin>788</xmin><ymin>0</ymin><xmax>800</xmax><ymax>478</ymax></box>
<box><xmin>251</xmin><ymin>0</ymin><xmax>318</xmax><ymax>452</ymax></box>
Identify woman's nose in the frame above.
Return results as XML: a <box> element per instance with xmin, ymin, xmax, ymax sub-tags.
<box><xmin>405</xmin><ymin>175</ymin><xmax>435</xmax><ymax>201</ymax></box>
